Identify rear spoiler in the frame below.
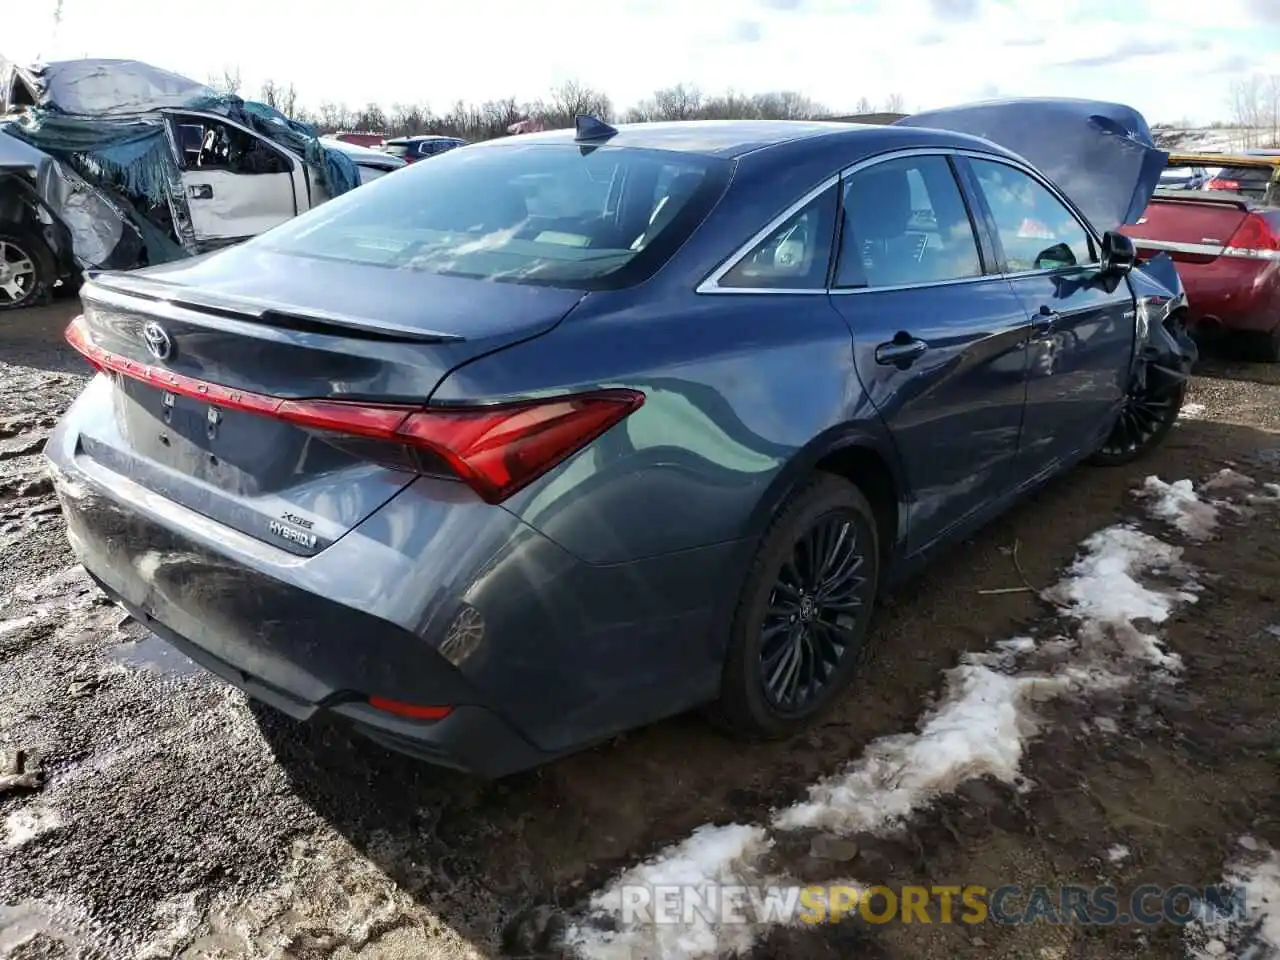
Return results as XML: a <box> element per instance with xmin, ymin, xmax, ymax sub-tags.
<box><xmin>84</xmin><ymin>272</ymin><xmax>465</xmax><ymax>344</ymax></box>
<box><xmin>1149</xmin><ymin>190</ymin><xmax>1254</xmax><ymax>211</ymax></box>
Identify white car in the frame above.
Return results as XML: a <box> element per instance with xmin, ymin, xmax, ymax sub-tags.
<box><xmin>320</xmin><ymin>136</ymin><xmax>407</xmax><ymax>184</ymax></box>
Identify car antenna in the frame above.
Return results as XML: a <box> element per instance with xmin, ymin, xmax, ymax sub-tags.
<box><xmin>574</xmin><ymin>115</ymin><xmax>618</xmax><ymax>142</ymax></box>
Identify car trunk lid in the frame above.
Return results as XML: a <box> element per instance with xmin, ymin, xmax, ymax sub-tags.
<box><xmin>69</xmin><ymin>260</ymin><xmax>585</xmax><ymax>553</ymax></box>
<box><xmin>1119</xmin><ymin>194</ymin><xmax>1251</xmax><ymax>264</ymax></box>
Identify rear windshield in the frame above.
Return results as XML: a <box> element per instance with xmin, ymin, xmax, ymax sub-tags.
<box><xmin>382</xmin><ymin>142</ymin><xmax>412</xmax><ymax>159</ymax></box>
<box><xmin>1213</xmin><ymin>165</ymin><xmax>1274</xmax><ymax>188</ymax></box>
<box><xmin>252</xmin><ymin>143</ymin><xmax>731</xmax><ymax>289</ymax></box>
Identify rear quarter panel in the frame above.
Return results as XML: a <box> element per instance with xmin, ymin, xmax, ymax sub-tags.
<box><xmin>434</xmin><ymin>285</ymin><xmax>883</xmax><ymax>565</ymax></box>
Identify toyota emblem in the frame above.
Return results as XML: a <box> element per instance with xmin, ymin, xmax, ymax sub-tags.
<box><xmin>141</xmin><ymin>321</ymin><xmax>172</xmax><ymax>361</ymax></box>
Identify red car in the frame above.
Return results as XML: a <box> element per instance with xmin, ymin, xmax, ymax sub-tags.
<box><xmin>1121</xmin><ymin>153</ymin><xmax>1280</xmax><ymax>361</ymax></box>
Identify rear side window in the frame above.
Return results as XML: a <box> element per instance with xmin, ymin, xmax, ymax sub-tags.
<box><xmin>252</xmin><ymin>143</ymin><xmax>730</xmax><ymax>290</ymax></box>
<box><xmin>835</xmin><ymin>155</ymin><xmax>983</xmax><ymax>288</ymax></box>
<box><xmin>1215</xmin><ymin>166</ymin><xmax>1272</xmax><ymax>187</ymax></box>
<box><xmin>969</xmin><ymin>158</ymin><xmax>1096</xmax><ymax>272</ymax></box>
<box><xmin>718</xmin><ymin>186</ymin><xmax>838</xmax><ymax>290</ymax></box>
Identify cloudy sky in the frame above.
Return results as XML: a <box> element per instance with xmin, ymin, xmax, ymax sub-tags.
<box><xmin>9</xmin><ymin>0</ymin><xmax>1280</xmax><ymax>124</ymax></box>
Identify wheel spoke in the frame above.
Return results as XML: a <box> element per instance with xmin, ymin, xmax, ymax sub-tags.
<box><xmin>758</xmin><ymin>509</ymin><xmax>875</xmax><ymax>712</ymax></box>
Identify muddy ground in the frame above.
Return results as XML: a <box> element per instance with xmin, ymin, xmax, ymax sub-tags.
<box><xmin>1</xmin><ymin>302</ymin><xmax>1277</xmax><ymax>959</ymax></box>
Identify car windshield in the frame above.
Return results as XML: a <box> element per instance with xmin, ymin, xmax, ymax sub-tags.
<box><xmin>382</xmin><ymin>142</ymin><xmax>413</xmax><ymax>159</ymax></box>
<box><xmin>251</xmin><ymin>143</ymin><xmax>730</xmax><ymax>289</ymax></box>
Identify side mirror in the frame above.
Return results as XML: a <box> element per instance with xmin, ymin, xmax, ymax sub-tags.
<box><xmin>1100</xmin><ymin>231</ymin><xmax>1136</xmax><ymax>277</ymax></box>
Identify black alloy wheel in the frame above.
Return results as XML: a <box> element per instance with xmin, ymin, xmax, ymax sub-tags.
<box><xmin>760</xmin><ymin>513</ymin><xmax>871</xmax><ymax>712</ymax></box>
<box><xmin>713</xmin><ymin>475</ymin><xmax>881</xmax><ymax>738</ymax></box>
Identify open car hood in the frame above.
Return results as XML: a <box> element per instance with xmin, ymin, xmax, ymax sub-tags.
<box><xmin>897</xmin><ymin>98</ymin><xmax>1168</xmax><ymax>233</ymax></box>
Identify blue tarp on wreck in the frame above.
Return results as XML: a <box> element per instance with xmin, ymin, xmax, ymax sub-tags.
<box><xmin>0</xmin><ymin>57</ymin><xmax>361</xmax><ymax>265</ymax></box>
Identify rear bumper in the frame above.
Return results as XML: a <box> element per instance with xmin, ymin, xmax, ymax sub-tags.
<box><xmin>45</xmin><ymin>379</ymin><xmax>734</xmax><ymax>775</ymax></box>
<box><xmin>51</xmin><ymin>456</ymin><xmax>550</xmax><ymax>779</ymax></box>
<box><xmin>1173</xmin><ymin>258</ymin><xmax>1280</xmax><ymax>334</ymax></box>
<box><xmin>93</xmin><ymin>575</ymin><xmax>542</xmax><ymax>777</ymax></box>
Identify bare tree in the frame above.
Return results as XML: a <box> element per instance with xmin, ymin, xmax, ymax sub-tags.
<box><xmin>353</xmin><ymin>102</ymin><xmax>389</xmax><ymax>134</ymax></box>
<box><xmin>259</xmin><ymin>79</ymin><xmax>298</xmax><ymax>117</ymax></box>
<box><xmin>1228</xmin><ymin>74</ymin><xmax>1265</xmax><ymax>148</ymax></box>
<box><xmin>270</xmin><ymin>79</ymin><xmax>840</xmax><ymax>142</ymax></box>
<box><xmin>853</xmin><ymin>96</ymin><xmax>874</xmax><ymax>114</ymax></box>
<box><xmin>883</xmin><ymin>92</ymin><xmax>906</xmax><ymax>114</ymax></box>
<box><xmin>206</xmin><ymin>66</ymin><xmax>242</xmax><ymax>97</ymax></box>
<box><xmin>1266</xmin><ymin>75</ymin><xmax>1280</xmax><ymax>148</ymax></box>
<box><xmin>538</xmin><ymin>80</ymin><xmax>614</xmax><ymax>128</ymax></box>
<box><xmin>314</xmin><ymin>101</ymin><xmax>353</xmax><ymax>133</ymax></box>
<box><xmin>629</xmin><ymin>83</ymin><xmax>706</xmax><ymax>122</ymax></box>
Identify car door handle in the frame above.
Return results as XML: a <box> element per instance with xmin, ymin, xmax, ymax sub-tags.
<box><xmin>875</xmin><ymin>336</ymin><xmax>929</xmax><ymax>366</ymax></box>
<box><xmin>188</xmin><ymin>184</ymin><xmax>213</xmax><ymax>200</ymax></box>
<box><xmin>1033</xmin><ymin>305</ymin><xmax>1062</xmax><ymax>333</ymax></box>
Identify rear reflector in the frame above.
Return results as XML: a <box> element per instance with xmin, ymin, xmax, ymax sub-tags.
<box><xmin>367</xmin><ymin>697</ymin><xmax>453</xmax><ymax>721</ymax></box>
<box><xmin>64</xmin><ymin>315</ymin><xmax>645</xmax><ymax>503</ymax></box>
<box><xmin>1205</xmin><ymin>178</ymin><xmax>1240</xmax><ymax>191</ymax></box>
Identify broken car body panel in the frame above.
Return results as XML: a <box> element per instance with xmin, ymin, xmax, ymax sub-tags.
<box><xmin>1</xmin><ymin>57</ymin><xmax>215</xmax><ymax>117</ymax></box>
<box><xmin>897</xmin><ymin>97</ymin><xmax>1168</xmax><ymax>234</ymax></box>
<box><xmin>0</xmin><ymin>56</ymin><xmax>367</xmax><ymax>275</ymax></box>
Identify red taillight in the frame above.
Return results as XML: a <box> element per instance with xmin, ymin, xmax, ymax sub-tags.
<box><xmin>1205</xmin><ymin>178</ymin><xmax>1240</xmax><ymax>191</ymax></box>
<box><xmin>367</xmin><ymin>697</ymin><xmax>452</xmax><ymax>720</ymax></box>
<box><xmin>1224</xmin><ymin>213</ymin><xmax>1280</xmax><ymax>260</ymax></box>
<box><xmin>63</xmin><ymin>314</ymin><xmax>645</xmax><ymax>502</ymax></box>
<box><xmin>64</xmin><ymin>316</ymin><xmax>105</xmax><ymax>371</ymax></box>
<box><xmin>394</xmin><ymin>394</ymin><xmax>643</xmax><ymax>502</ymax></box>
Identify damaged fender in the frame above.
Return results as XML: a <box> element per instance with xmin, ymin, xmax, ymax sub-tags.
<box><xmin>1130</xmin><ymin>251</ymin><xmax>1197</xmax><ymax>394</ymax></box>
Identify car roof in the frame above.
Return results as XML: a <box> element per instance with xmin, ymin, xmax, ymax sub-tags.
<box><xmin>1168</xmin><ymin>151</ymin><xmax>1277</xmax><ymax>169</ymax></box>
<box><xmin>474</xmin><ymin>119</ymin><xmax>894</xmax><ymax>159</ymax></box>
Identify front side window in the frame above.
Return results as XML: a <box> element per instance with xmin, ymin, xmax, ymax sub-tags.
<box><xmin>968</xmin><ymin>158</ymin><xmax>1095</xmax><ymax>272</ymax></box>
<box><xmin>171</xmin><ymin>115</ymin><xmax>290</xmax><ymax>175</ymax></box>
<box><xmin>251</xmin><ymin>143</ymin><xmax>729</xmax><ymax>290</ymax></box>
<box><xmin>836</xmin><ymin>155</ymin><xmax>983</xmax><ymax>288</ymax></box>
<box><xmin>717</xmin><ymin>186</ymin><xmax>838</xmax><ymax>290</ymax></box>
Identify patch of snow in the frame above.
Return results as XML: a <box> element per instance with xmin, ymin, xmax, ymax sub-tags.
<box><xmin>1044</xmin><ymin>525</ymin><xmax>1191</xmax><ymax>671</ymax></box>
<box><xmin>1201</xmin><ymin>469</ymin><xmax>1255</xmax><ymax>494</ymax></box>
<box><xmin>0</xmin><ymin>898</ymin><xmax>113</xmax><ymax>956</ymax></box>
<box><xmin>4</xmin><ymin>804</ymin><xmax>63</xmax><ymax>848</ymax></box>
<box><xmin>1107</xmin><ymin>844</ymin><xmax>1130</xmax><ymax>864</ymax></box>
<box><xmin>567</xmin><ymin>477</ymin><xmax>1212</xmax><ymax>960</ymax></box>
<box><xmin>0</xmin><ymin>614</ymin><xmax>38</xmax><ymax>636</ymax></box>
<box><xmin>1139</xmin><ymin>477</ymin><xmax>1220</xmax><ymax>540</ymax></box>
<box><xmin>1095</xmin><ymin>716</ymin><xmax>1120</xmax><ymax>734</ymax></box>
<box><xmin>1179</xmin><ymin>403</ymin><xmax>1207</xmax><ymax>420</ymax></box>
<box><xmin>1184</xmin><ymin>837</ymin><xmax>1280</xmax><ymax>960</ymax></box>
<box><xmin>1249</xmin><ymin>483</ymin><xmax>1280</xmax><ymax>504</ymax></box>
<box><xmin>774</xmin><ymin>664</ymin><xmax>1040</xmax><ymax>833</ymax></box>
<box><xmin>565</xmin><ymin>825</ymin><xmax>774</xmax><ymax>960</ymax></box>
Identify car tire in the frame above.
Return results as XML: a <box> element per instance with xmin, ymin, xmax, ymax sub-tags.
<box><xmin>0</xmin><ymin>227</ymin><xmax>56</xmax><ymax>312</ymax></box>
<box><xmin>1090</xmin><ymin>380</ymin><xmax>1186</xmax><ymax>467</ymax></box>
<box><xmin>711</xmin><ymin>473</ymin><xmax>881</xmax><ymax>740</ymax></box>
<box><xmin>1248</xmin><ymin>329</ymin><xmax>1280</xmax><ymax>363</ymax></box>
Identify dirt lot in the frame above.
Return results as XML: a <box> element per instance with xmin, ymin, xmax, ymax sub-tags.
<box><xmin>1</xmin><ymin>303</ymin><xmax>1277</xmax><ymax>960</ymax></box>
